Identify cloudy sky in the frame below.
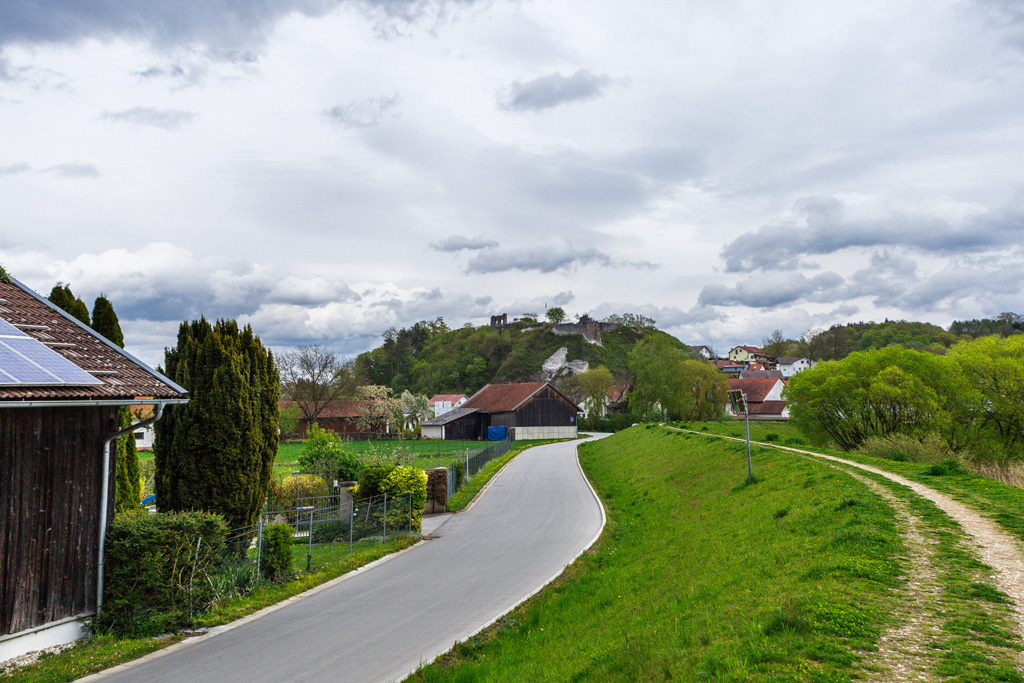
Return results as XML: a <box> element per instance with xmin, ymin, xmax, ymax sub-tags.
<box><xmin>2</xmin><ymin>0</ymin><xmax>1022</xmax><ymax>367</ymax></box>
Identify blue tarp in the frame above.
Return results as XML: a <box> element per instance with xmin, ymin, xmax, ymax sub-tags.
<box><xmin>487</xmin><ymin>426</ymin><xmax>508</xmax><ymax>441</ymax></box>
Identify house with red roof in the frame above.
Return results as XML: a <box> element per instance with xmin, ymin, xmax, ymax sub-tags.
<box><xmin>428</xmin><ymin>393</ymin><xmax>468</xmax><ymax>418</ymax></box>
<box><xmin>421</xmin><ymin>382</ymin><xmax>579</xmax><ymax>441</ymax></box>
<box><xmin>728</xmin><ymin>345</ymin><xmax>769</xmax><ymax>364</ymax></box>
<box><xmin>0</xmin><ymin>276</ymin><xmax>187</xmax><ymax>660</ymax></box>
<box><xmin>725</xmin><ymin>377</ymin><xmax>789</xmax><ymax>420</ymax></box>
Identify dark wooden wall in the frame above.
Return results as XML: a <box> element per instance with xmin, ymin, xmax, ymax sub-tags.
<box><xmin>512</xmin><ymin>386</ymin><xmax>578</xmax><ymax>427</ymax></box>
<box><xmin>444</xmin><ymin>413</ymin><xmax>483</xmax><ymax>441</ymax></box>
<box><xmin>0</xmin><ymin>406</ymin><xmax>117</xmax><ymax>637</ymax></box>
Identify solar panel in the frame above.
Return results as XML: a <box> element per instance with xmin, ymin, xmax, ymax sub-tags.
<box><xmin>0</xmin><ymin>318</ymin><xmax>27</xmax><ymax>337</ymax></box>
<box><xmin>0</xmin><ymin>336</ymin><xmax>103</xmax><ymax>386</ymax></box>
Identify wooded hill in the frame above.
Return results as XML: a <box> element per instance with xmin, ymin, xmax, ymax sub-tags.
<box><xmin>354</xmin><ymin>319</ymin><xmax>689</xmax><ymax>397</ymax></box>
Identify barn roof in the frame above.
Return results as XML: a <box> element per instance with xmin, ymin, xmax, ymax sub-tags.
<box><xmin>429</xmin><ymin>393</ymin><xmax>467</xmax><ymax>403</ymax></box>
<box><xmin>462</xmin><ymin>382</ymin><xmax>576</xmax><ymax>413</ymax></box>
<box><xmin>421</xmin><ymin>406</ymin><xmax>479</xmax><ymax>427</ymax></box>
<box><xmin>0</xmin><ymin>278</ymin><xmax>186</xmax><ymax>403</ymax></box>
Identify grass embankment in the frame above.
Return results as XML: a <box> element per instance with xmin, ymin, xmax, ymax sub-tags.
<box><xmin>412</xmin><ymin>425</ymin><xmax>907</xmax><ymax>681</ymax></box>
<box><xmin>3</xmin><ymin>536</ymin><xmax>418</xmax><ymax>683</ymax></box>
<box><xmin>672</xmin><ymin>420</ymin><xmax>1024</xmax><ymax>680</ymax></box>
<box><xmin>682</xmin><ymin>420</ymin><xmax>1024</xmax><ymax>548</ymax></box>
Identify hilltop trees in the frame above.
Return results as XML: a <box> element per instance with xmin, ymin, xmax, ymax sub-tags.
<box><xmin>155</xmin><ymin>319</ymin><xmax>279</xmax><ymax>534</ymax></box>
<box><xmin>628</xmin><ymin>338</ymin><xmax>727</xmax><ymax>421</ymax></box>
<box><xmin>91</xmin><ymin>295</ymin><xmax>142</xmax><ymax>512</ymax></box>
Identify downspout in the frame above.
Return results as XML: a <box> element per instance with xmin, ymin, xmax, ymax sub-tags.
<box><xmin>96</xmin><ymin>402</ymin><xmax>167</xmax><ymax>617</ymax></box>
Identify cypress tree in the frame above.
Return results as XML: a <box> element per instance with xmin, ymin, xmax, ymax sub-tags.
<box><xmin>48</xmin><ymin>283</ymin><xmax>91</xmax><ymax>325</ymax></box>
<box><xmin>155</xmin><ymin>318</ymin><xmax>280</xmax><ymax>537</ymax></box>
<box><xmin>91</xmin><ymin>295</ymin><xmax>141</xmax><ymax>513</ymax></box>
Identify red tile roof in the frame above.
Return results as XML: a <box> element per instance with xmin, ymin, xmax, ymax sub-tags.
<box><xmin>0</xmin><ymin>279</ymin><xmax>186</xmax><ymax>402</ymax></box>
<box><xmin>747</xmin><ymin>400</ymin><xmax>788</xmax><ymax>416</ymax></box>
<box><xmin>727</xmin><ymin>378</ymin><xmax>784</xmax><ymax>403</ymax></box>
<box><xmin>429</xmin><ymin>394</ymin><xmax>467</xmax><ymax>404</ymax></box>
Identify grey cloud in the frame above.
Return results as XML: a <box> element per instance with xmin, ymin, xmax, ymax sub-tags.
<box><xmin>503</xmin><ymin>292</ymin><xmax>576</xmax><ymax>316</ymax></box>
<box><xmin>46</xmin><ymin>163</ymin><xmax>100</xmax><ymax>179</ymax></box>
<box><xmin>324</xmin><ymin>94</ymin><xmax>401</xmax><ymax>128</ymax></box>
<box><xmin>103</xmin><ymin>107</ymin><xmax>198</xmax><ymax>130</ymax></box>
<box><xmin>720</xmin><ymin>196</ymin><xmax>1023</xmax><ymax>272</ymax></box>
<box><xmin>429</xmin><ymin>234</ymin><xmax>500</xmax><ymax>252</ymax></box>
<box><xmin>464</xmin><ymin>243</ymin><xmax>656</xmax><ymax>274</ymax></box>
<box><xmin>698</xmin><ymin>271</ymin><xmax>845</xmax><ymax>308</ymax></box>
<box><xmin>0</xmin><ymin>162</ymin><xmax>30</xmax><ymax>176</ymax></box>
<box><xmin>498</xmin><ymin>69</ymin><xmax>612</xmax><ymax>112</ymax></box>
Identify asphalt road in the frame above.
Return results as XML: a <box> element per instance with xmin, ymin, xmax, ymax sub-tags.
<box><xmin>85</xmin><ymin>436</ymin><xmax>605</xmax><ymax>683</ymax></box>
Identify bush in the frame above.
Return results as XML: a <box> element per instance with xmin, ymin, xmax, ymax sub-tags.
<box><xmin>298</xmin><ymin>423</ymin><xmax>364</xmax><ymax>483</ymax></box>
<box><xmin>358</xmin><ymin>465</ymin><xmax>397</xmax><ymax>501</ymax></box>
<box><xmin>858</xmin><ymin>432</ymin><xmax>961</xmax><ymax>464</ymax></box>
<box><xmin>311</xmin><ymin>520</ymin><xmax>350</xmax><ymax>544</ymax></box>
<box><xmin>266</xmin><ymin>474</ymin><xmax>329</xmax><ymax>511</ymax></box>
<box><xmin>381</xmin><ymin>466</ymin><xmax>428</xmax><ymax>533</ymax></box>
<box><xmin>98</xmin><ymin>510</ymin><xmax>227</xmax><ymax>637</ymax></box>
<box><xmin>260</xmin><ymin>523</ymin><xmax>293</xmax><ymax>579</ymax></box>
<box><xmin>926</xmin><ymin>459</ymin><xmax>965</xmax><ymax>477</ymax></box>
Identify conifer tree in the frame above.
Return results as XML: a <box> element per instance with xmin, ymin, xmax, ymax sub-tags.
<box><xmin>47</xmin><ymin>283</ymin><xmax>91</xmax><ymax>325</ymax></box>
<box><xmin>155</xmin><ymin>318</ymin><xmax>280</xmax><ymax>537</ymax></box>
<box><xmin>91</xmin><ymin>295</ymin><xmax>141</xmax><ymax>512</ymax></box>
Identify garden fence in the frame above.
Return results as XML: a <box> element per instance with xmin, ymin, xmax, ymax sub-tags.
<box><xmin>447</xmin><ymin>438</ymin><xmax>512</xmax><ymax>499</ymax></box>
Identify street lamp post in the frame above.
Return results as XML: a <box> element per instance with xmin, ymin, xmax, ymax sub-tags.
<box><xmin>728</xmin><ymin>389</ymin><xmax>754</xmax><ymax>482</ymax></box>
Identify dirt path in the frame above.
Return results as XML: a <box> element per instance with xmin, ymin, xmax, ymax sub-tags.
<box><xmin>670</xmin><ymin>427</ymin><xmax>1024</xmax><ymax>675</ymax></box>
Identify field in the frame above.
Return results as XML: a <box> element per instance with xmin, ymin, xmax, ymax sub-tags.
<box><xmin>410</xmin><ymin>424</ymin><xmax>1024</xmax><ymax>682</ymax></box>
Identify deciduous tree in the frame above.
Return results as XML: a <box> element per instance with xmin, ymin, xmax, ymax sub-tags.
<box><xmin>279</xmin><ymin>345</ymin><xmax>357</xmax><ymax>423</ymax></box>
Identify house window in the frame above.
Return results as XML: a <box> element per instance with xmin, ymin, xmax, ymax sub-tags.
<box><xmin>135</xmin><ymin>431</ymin><xmax>145</xmax><ymax>439</ymax></box>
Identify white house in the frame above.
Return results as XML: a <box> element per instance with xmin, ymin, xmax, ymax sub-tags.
<box><xmin>725</xmin><ymin>377</ymin><xmax>789</xmax><ymax>420</ymax></box>
<box><xmin>428</xmin><ymin>393</ymin><xmax>468</xmax><ymax>418</ymax></box>
<box><xmin>776</xmin><ymin>357</ymin><xmax>815</xmax><ymax>378</ymax></box>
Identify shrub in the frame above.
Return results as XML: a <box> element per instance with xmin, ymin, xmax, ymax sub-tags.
<box><xmin>763</xmin><ymin>433</ymin><xmax>779</xmax><ymax>443</ymax></box>
<box><xmin>311</xmin><ymin>520</ymin><xmax>350</xmax><ymax>544</ymax></box>
<box><xmin>260</xmin><ymin>523</ymin><xmax>294</xmax><ymax>579</ymax></box>
<box><xmin>266</xmin><ymin>474</ymin><xmax>329</xmax><ymax>511</ymax></box>
<box><xmin>381</xmin><ymin>466</ymin><xmax>428</xmax><ymax>533</ymax></box>
<box><xmin>926</xmin><ymin>459</ymin><xmax>965</xmax><ymax>477</ymax></box>
<box><xmin>358</xmin><ymin>465</ymin><xmax>397</xmax><ymax>501</ymax></box>
<box><xmin>98</xmin><ymin>510</ymin><xmax>227</xmax><ymax>637</ymax></box>
<box><xmin>298</xmin><ymin>423</ymin><xmax>364</xmax><ymax>484</ymax></box>
<box><xmin>858</xmin><ymin>432</ymin><xmax>960</xmax><ymax>464</ymax></box>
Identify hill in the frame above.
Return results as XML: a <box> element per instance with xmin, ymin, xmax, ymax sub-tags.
<box><xmin>354</xmin><ymin>318</ymin><xmax>689</xmax><ymax>396</ymax></box>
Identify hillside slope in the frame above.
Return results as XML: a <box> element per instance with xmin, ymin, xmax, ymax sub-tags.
<box><xmin>355</xmin><ymin>321</ymin><xmax>688</xmax><ymax>396</ymax></box>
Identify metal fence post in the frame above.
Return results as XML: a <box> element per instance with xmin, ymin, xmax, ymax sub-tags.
<box><xmin>408</xmin><ymin>494</ymin><xmax>412</xmax><ymax>534</ymax></box>
<box><xmin>383</xmin><ymin>492</ymin><xmax>388</xmax><ymax>542</ymax></box>
<box><xmin>307</xmin><ymin>507</ymin><xmax>314</xmax><ymax>571</ymax></box>
<box><xmin>349</xmin><ymin>501</ymin><xmax>355</xmax><ymax>555</ymax></box>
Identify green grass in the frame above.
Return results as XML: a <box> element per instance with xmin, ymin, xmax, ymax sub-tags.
<box><xmin>410</xmin><ymin>425</ymin><xmax>907</xmax><ymax>682</ymax></box>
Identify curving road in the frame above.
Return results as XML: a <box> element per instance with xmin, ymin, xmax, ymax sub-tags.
<box><xmin>83</xmin><ymin>436</ymin><xmax>606</xmax><ymax>683</ymax></box>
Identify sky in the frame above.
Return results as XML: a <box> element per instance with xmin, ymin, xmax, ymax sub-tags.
<box><xmin>1</xmin><ymin>0</ymin><xmax>1023</xmax><ymax>368</ymax></box>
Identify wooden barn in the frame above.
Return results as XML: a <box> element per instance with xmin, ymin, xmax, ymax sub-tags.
<box><xmin>279</xmin><ymin>400</ymin><xmax>368</xmax><ymax>439</ymax></box>
<box><xmin>421</xmin><ymin>382</ymin><xmax>579</xmax><ymax>441</ymax></box>
<box><xmin>0</xmin><ymin>277</ymin><xmax>187</xmax><ymax>661</ymax></box>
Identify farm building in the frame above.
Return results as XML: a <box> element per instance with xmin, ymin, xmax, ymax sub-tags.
<box><xmin>279</xmin><ymin>400</ymin><xmax>369</xmax><ymax>439</ymax></box>
<box><xmin>0</xmin><ymin>277</ymin><xmax>187</xmax><ymax>661</ymax></box>
<box><xmin>421</xmin><ymin>382</ymin><xmax>579</xmax><ymax>441</ymax></box>
<box><xmin>725</xmin><ymin>377</ymin><xmax>789</xmax><ymax>420</ymax></box>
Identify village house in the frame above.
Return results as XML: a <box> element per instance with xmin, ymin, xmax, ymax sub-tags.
<box><xmin>725</xmin><ymin>377</ymin><xmax>789</xmax><ymax>420</ymax></box>
<box><xmin>421</xmin><ymin>382</ymin><xmax>579</xmax><ymax>441</ymax></box>
<box><xmin>776</xmin><ymin>357</ymin><xmax>816</xmax><ymax>378</ymax></box>
<box><xmin>728</xmin><ymin>345</ymin><xmax>769</xmax><ymax>364</ymax></box>
<box><xmin>279</xmin><ymin>400</ymin><xmax>368</xmax><ymax>439</ymax></box>
<box><xmin>428</xmin><ymin>393</ymin><xmax>468</xmax><ymax>418</ymax></box>
<box><xmin>0</xmin><ymin>277</ymin><xmax>187</xmax><ymax>660</ymax></box>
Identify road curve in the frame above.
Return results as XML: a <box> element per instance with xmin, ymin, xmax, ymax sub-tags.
<box><xmin>83</xmin><ymin>437</ymin><xmax>606</xmax><ymax>683</ymax></box>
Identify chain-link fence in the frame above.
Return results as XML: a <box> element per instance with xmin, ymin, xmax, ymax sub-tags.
<box><xmin>447</xmin><ymin>438</ymin><xmax>512</xmax><ymax>499</ymax></box>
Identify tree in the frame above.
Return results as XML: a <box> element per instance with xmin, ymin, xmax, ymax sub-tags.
<box><xmin>674</xmin><ymin>360</ymin><xmax>729</xmax><ymax>420</ymax></box>
<box><xmin>784</xmin><ymin>347</ymin><xmax>953</xmax><ymax>451</ymax></box>
<box><xmin>356</xmin><ymin>385</ymin><xmax>403</xmax><ymax>435</ymax></box>
<box><xmin>546</xmin><ymin>307</ymin><xmax>567</xmax><ymax>324</ymax></box>
<box><xmin>279</xmin><ymin>345</ymin><xmax>357</xmax><ymax>423</ymax></box>
<box><xmin>48</xmin><ymin>283</ymin><xmax>90</xmax><ymax>325</ymax></box>
<box><xmin>400</xmin><ymin>390</ymin><xmax>431</xmax><ymax>429</ymax></box>
<box><xmin>628</xmin><ymin>337</ymin><xmax>686</xmax><ymax>420</ymax></box>
<box><xmin>155</xmin><ymin>319</ymin><xmax>280</xmax><ymax>537</ymax></box>
<box><xmin>576</xmin><ymin>366</ymin><xmax>614</xmax><ymax>425</ymax></box>
<box><xmin>762</xmin><ymin>329</ymin><xmax>787</xmax><ymax>357</ymax></box>
<box><xmin>91</xmin><ymin>295</ymin><xmax>141</xmax><ymax>513</ymax></box>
